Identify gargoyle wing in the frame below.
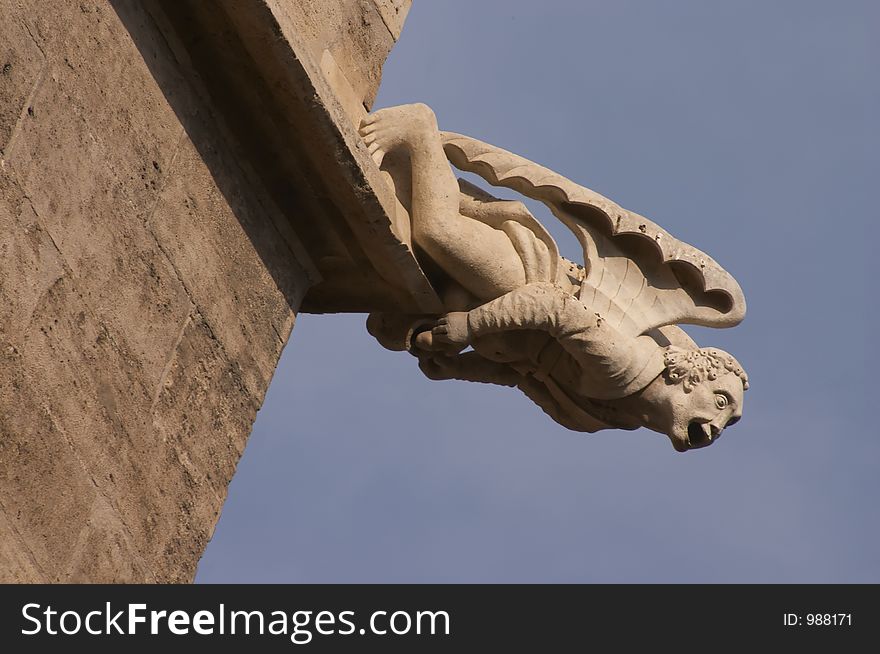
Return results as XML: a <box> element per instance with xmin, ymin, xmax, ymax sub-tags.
<box><xmin>441</xmin><ymin>132</ymin><xmax>746</xmax><ymax>338</ymax></box>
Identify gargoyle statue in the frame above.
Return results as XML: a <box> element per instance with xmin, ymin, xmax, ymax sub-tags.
<box><xmin>360</xmin><ymin>103</ymin><xmax>748</xmax><ymax>452</ymax></box>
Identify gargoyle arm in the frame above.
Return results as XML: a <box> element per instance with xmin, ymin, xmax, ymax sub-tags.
<box><xmin>466</xmin><ymin>281</ymin><xmax>665</xmax><ymax>400</ymax></box>
<box><xmin>467</xmin><ymin>282</ymin><xmax>626</xmax><ymax>365</ymax></box>
<box><xmin>416</xmin><ymin>351</ymin><xmax>605</xmax><ymax>432</ymax></box>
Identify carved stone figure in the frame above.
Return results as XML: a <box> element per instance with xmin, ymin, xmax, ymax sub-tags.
<box><xmin>360</xmin><ymin>103</ymin><xmax>748</xmax><ymax>452</ymax></box>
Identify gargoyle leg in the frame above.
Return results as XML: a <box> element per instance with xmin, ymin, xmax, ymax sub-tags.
<box><xmin>361</xmin><ymin>104</ymin><xmax>526</xmax><ymax>302</ymax></box>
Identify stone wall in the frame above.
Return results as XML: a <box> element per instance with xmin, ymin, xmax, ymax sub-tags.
<box><xmin>0</xmin><ymin>0</ymin><xmax>410</xmax><ymax>582</ymax></box>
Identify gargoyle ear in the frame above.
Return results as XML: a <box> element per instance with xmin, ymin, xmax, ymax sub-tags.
<box><xmin>663</xmin><ymin>345</ymin><xmax>697</xmax><ymax>390</ymax></box>
<box><xmin>683</xmin><ymin>374</ymin><xmax>700</xmax><ymax>393</ymax></box>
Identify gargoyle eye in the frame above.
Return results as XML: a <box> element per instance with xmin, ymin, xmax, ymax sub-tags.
<box><xmin>714</xmin><ymin>393</ymin><xmax>728</xmax><ymax>410</ymax></box>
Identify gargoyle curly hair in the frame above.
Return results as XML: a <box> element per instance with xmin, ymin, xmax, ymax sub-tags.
<box><xmin>663</xmin><ymin>346</ymin><xmax>749</xmax><ymax>393</ymax></box>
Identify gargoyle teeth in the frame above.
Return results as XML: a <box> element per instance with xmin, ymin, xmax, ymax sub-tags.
<box><xmin>701</xmin><ymin>423</ymin><xmax>713</xmax><ymax>441</ymax></box>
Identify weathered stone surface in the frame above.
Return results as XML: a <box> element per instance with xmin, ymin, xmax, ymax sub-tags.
<box><xmin>0</xmin><ymin>391</ymin><xmax>100</xmax><ymax>581</ymax></box>
<box><xmin>1</xmin><ymin>0</ymin><xmax>414</xmax><ymax>582</ymax></box>
<box><xmin>271</xmin><ymin>0</ymin><xmax>401</xmax><ymax>109</ymax></box>
<box><xmin>150</xmin><ymin>314</ymin><xmax>258</xmax><ymax>504</ymax></box>
<box><xmin>0</xmin><ymin>506</ymin><xmax>42</xmax><ymax>583</ymax></box>
<box><xmin>4</xmin><ymin>71</ymin><xmax>194</xmax><ymax>392</ymax></box>
<box><xmin>0</xmin><ymin>0</ymin><xmax>415</xmax><ymax>582</ymax></box>
<box><xmin>0</xmin><ymin>6</ymin><xmax>45</xmax><ymax>159</ymax></box>
<box><xmin>148</xmin><ymin>137</ymin><xmax>298</xmax><ymax>400</ymax></box>
<box><xmin>148</xmin><ymin>0</ymin><xmax>438</xmax><ymax>315</ymax></box>
<box><xmin>61</xmin><ymin>496</ymin><xmax>154</xmax><ymax>583</ymax></box>
<box><xmin>371</xmin><ymin>0</ymin><xmax>412</xmax><ymax>40</ymax></box>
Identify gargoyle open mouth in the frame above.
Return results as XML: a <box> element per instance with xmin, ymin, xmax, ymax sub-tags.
<box><xmin>687</xmin><ymin>421</ymin><xmax>715</xmax><ymax>449</ymax></box>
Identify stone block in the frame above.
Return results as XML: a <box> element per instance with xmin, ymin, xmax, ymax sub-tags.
<box><xmin>0</xmin><ymin>358</ymin><xmax>99</xmax><ymax>579</ymax></box>
<box><xmin>0</xmin><ymin>9</ymin><xmax>45</xmax><ymax>158</ymax></box>
<box><xmin>151</xmin><ymin>314</ymin><xmax>257</xmax><ymax>504</ymax></box>
<box><xmin>0</xmin><ymin>506</ymin><xmax>42</xmax><ymax>583</ymax></box>
<box><xmin>2</xmin><ymin>16</ymin><xmax>195</xmax><ymax>393</ymax></box>
<box><xmin>148</xmin><ymin>136</ymin><xmax>301</xmax><ymax>401</ymax></box>
<box><xmin>371</xmin><ymin>0</ymin><xmax>411</xmax><ymax>40</ymax></box>
<box><xmin>270</xmin><ymin>0</ymin><xmax>400</xmax><ymax>108</ymax></box>
<box><xmin>61</xmin><ymin>495</ymin><xmax>153</xmax><ymax>583</ymax></box>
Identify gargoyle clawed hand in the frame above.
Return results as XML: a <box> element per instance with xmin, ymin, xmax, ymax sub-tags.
<box><xmin>412</xmin><ymin>312</ymin><xmax>470</xmax><ymax>354</ymax></box>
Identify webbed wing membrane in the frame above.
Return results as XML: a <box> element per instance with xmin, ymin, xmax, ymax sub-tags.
<box><xmin>441</xmin><ymin>132</ymin><xmax>746</xmax><ymax>337</ymax></box>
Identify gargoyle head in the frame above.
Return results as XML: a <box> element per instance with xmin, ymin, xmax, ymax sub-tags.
<box><xmin>645</xmin><ymin>346</ymin><xmax>749</xmax><ymax>452</ymax></box>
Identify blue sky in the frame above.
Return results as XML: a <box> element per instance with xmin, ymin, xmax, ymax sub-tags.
<box><xmin>197</xmin><ymin>0</ymin><xmax>879</xmax><ymax>582</ymax></box>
